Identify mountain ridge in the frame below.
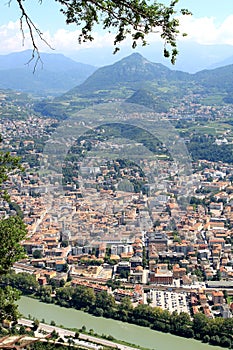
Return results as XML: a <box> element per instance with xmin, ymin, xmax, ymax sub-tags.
<box><xmin>40</xmin><ymin>52</ymin><xmax>233</xmax><ymax>118</ymax></box>
<box><xmin>2</xmin><ymin>51</ymin><xmax>233</xmax><ymax>117</ymax></box>
<box><xmin>0</xmin><ymin>50</ymin><xmax>97</xmax><ymax>96</ymax></box>
<box><xmin>67</xmin><ymin>53</ymin><xmax>191</xmax><ymax>96</ymax></box>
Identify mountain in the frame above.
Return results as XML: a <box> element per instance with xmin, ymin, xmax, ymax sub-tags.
<box><xmin>34</xmin><ymin>53</ymin><xmax>192</xmax><ymax>118</ymax></box>
<box><xmin>0</xmin><ymin>50</ymin><xmax>97</xmax><ymax>96</ymax></box>
<box><xmin>67</xmin><ymin>42</ymin><xmax>233</xmax><ymax>73</ymax></box>
<box><xmin>194</xmin><ymin>64</ymin><xmax>233</xmax><ymax>92</ymax></box>
<box><xmin>66</xmin><ymin>53</ymin><xmax>190</xmax><ymax>95</ymax></box>
<box><xmin>159</xmin><ymin>42</ymin><xmax>233</xmax><ymax>73</ymax></box>
<box><xmin>34</xmin><ymin>52</ymin><xmax>233</xmax><ymax>118</ymax></box>
<box><xmin>126</xmin><ymin>89</ymin><xmax>169</xmax><ymax>113</ymax></box>
<box><xmin>71</xmin><ymin>52</ymin><xmax>233</xmax><ymax>97</ymax></box>
<box><xmin>208</xmin><ymin>55</ymin><xmax>233</xmax><ymax>70</ymax></box>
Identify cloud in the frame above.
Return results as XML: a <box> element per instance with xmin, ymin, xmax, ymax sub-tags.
<box><xmin>217</xmin><ymin>15</ymin><xmax>233</xmax><ymax>45</ymax></box>
<box><xmin>0</xmin><ymin>21</ymin><xmax>26</xmax><ymax>52</ymax></box>
<box><xmin>49</xmin><ymin>28</ymin><xmax>117</xmax><ymax>50</ymax></box>
<box><xmin>0</xmin><ymin>20</ymin><xmax>120</xmax><ymax>54</ymax></box>
<box><xmin>1</xmin><ymin>15</ymin><xmax>233</xmax><ymax>56</ymax></box>
<box><xmin>177</xmin><ymin>15</ymin><xmax>233</xmax><ymax>45</ymax></box>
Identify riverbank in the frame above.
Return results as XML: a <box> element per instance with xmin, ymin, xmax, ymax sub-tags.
<box><xmin>5</xmin><ymin>271</ymin><xmax>232</xmax><ymax>348</ymax></box>
<box><xmin>18</xmin><ymin>296</ymin><xmax>225</xmax><ymax>350</ymax></box>
<box><xmin>19</xmin><ymin>318</ymin><xmax>145</xmax><ymax>350</ymax></box>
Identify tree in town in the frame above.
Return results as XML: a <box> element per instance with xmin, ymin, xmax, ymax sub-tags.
<box><xmin>95</xmin><ymin>290</ymin><xmax>116</xmax><ymax>314</ymax></box>
<box><xmin>209</xmin><ymin>335</ymin><xmax>220</xmax><ymax>346</ymax></box>
<box><xmin>192</xmin><ymin>313</ymin><xmax>210</xmax><ymax>338</ymax></box>
<box><xmin>12</xmin><ymin>0</ymin><xmax>191</xmax><ymax>66</ymax></box>
<box><xmin>32</xmin><ymin>318</ymin><xmax>40</xmax><ymax>331</ymax></box>
<box><xmin>33</xmin><ymin>249</ymin><xmax>43</xmax><ymax>259</ymax></box>
<box><xmin>74</xmin><ymin>331</ymin><xmax>79</xmax><ymax>339</ymax></box>
<box><xmin>2</xmin><ymin>271</ymin><xmax>39</xmax><ymax>294</ymax></box>
<box><xmin>170</xmin><ymin>311</ymin><xmax>193</xmax><ymax>337</ymax></box>
<box><xmin>50</xmin><ymin>329</ymin><xmax>59</xmax><ymax>339</ymax></box>
<box><xmin>55</xmin><ymin>286</ymin><xmax>74</xmax><ymax>307</ymax></box>
<box><xmin>117</xmin><ymin>296</ymin><xmax>133</xmax><ymax>321</ymax></box>
<box><xmin>72</xmin><ymin>285</ymin><xmax>96</xmax><ymax>310</ymax></box>
<box><xmin>220</xmin><ymin>336</ymin><xmax>231</xmax><ymax>348</ymax></box>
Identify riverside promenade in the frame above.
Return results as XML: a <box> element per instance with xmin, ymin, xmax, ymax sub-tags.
<box><xmin>19</xmin><ymin>318</ymin><xmax>141</xmax><ymax>350</ymax></box>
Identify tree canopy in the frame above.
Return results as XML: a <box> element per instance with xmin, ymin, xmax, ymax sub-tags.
<box><xmin>0</xmin><ymin>216</ymin><xmax>26</xmax><ymax>276</ymax></box>
<box><xmin>13</xmin><ymin>0</ymin><xmax>191</xmax><ymax>65</ymax></box>
<box><xmin>0</xmin><ymin>139</ymin><xmax>27</xmax><ymax>322</ymax></box>
<box><xmin>0</xmin><ymin>144</ymin><xmax>22</xmax><ymax>202</ymax></box>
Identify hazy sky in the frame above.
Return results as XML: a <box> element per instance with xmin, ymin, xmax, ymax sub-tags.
<box><xmin>0</xmin><ymin>0</ymin><xmax>233</xmax><ymax>61</ymax></box>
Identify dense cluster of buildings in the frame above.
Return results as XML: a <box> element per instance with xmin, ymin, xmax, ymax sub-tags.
<box><xmin>1</xmin><ymin>105</ymin><xmax>233</xmax><ymax>321</ymax></box>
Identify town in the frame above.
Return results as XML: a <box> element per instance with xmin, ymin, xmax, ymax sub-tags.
<box><xmin>1</xmin><ymin>94</ymin><xmax>233</xmax><ymax>329</ymax></box>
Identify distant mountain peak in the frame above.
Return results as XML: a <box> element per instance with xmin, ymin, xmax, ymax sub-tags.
<box><xmin>119</xmin><ymin>52</ymin><xmax>153</xmax><ymax>67</ymax></box>
<box><xmin>69</xmin><ymin>53</ymin><xmax>177</xmax><ymax>94</ymax></box>
<box><xmin>122</xmin><ymin>52</ymin><xmax>145</xmax><ymax>60</ymax></box>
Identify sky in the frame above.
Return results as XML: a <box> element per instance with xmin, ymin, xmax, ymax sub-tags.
<box><xmin>0</xmin><ymin>0</ymin><xmax>233</xmax><ymax>67</ymax></box>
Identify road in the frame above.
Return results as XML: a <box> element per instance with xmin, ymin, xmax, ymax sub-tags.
<box><xmin>18</xmin><ymin>318</ymin><xmax>140</xmax><ymax>350</ymax></box>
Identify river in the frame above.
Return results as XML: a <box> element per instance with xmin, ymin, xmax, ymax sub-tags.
<box><xmin>18</xmin><ymin>296</ymin><xmax>224</xmax><ymax>350</ymax></box>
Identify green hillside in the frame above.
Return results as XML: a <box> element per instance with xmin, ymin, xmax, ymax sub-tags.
<box><xmin>32</xmin><ymin>52</ymin><xmax>233</xmax><ymax>120</ymax></box>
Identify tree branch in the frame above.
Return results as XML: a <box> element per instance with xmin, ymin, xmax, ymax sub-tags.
<box><xmin>11</xmin><ymin>0</ymin><xmax>54</xmax><ymax>72</ymax></box>
<box><xmin>10</xmin><ymin>0</ymin><xmax>191</xmax><ymax>68</ymax></box>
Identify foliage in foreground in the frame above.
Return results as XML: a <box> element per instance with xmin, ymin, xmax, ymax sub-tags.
<box><xmin>14</xmin><ymin>0</ymin><xmax>191</xmax><ymax>65</ymax></box>
<box><xmin>0</xmin><ymin>141</ymin><xmax>27</xmax><ymax>322</ymax></box>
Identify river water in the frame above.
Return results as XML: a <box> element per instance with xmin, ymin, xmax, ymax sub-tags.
<box><xmin>18</xmin><ymin>296</ymin><xmax>224</xmax><ymax>350</ymax></box>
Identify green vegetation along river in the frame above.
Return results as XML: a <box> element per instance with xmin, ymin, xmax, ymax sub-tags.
<box><xmin>18</xmin><ymin>296</ymin><xmax>224</xmax><ymax>350</ymax></box>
